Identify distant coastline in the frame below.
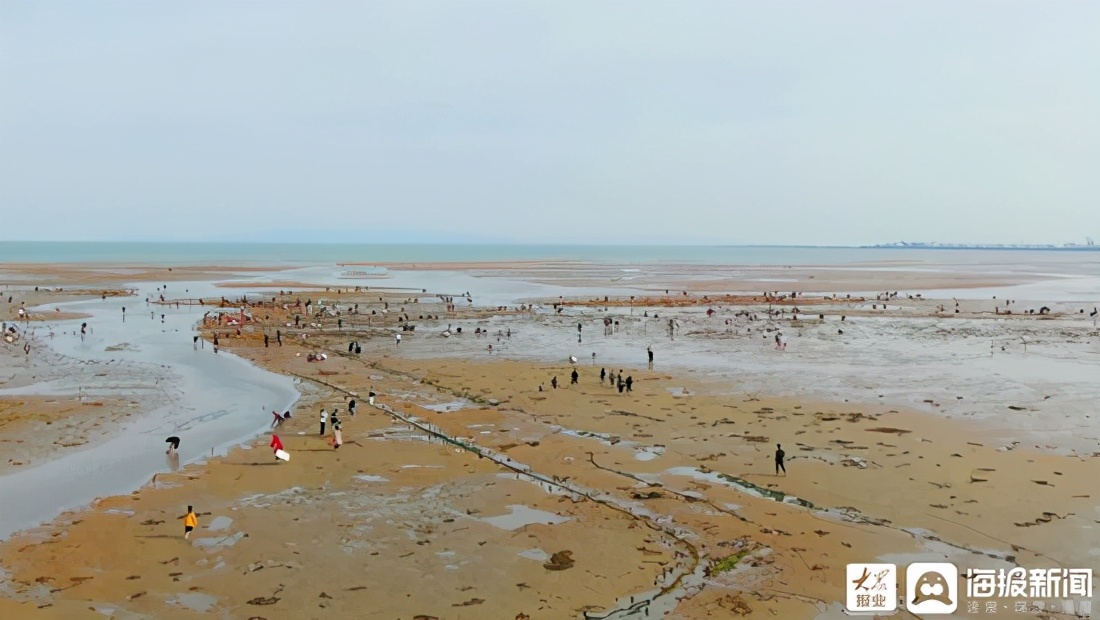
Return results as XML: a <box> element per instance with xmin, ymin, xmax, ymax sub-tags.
<box><xmin>865</xmin><ymin>241</ymin><xmax>1098</xmax><ymax>251</ymax></box>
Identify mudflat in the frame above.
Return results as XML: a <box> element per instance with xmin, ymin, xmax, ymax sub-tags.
<box><xmin>0</xmin><ymin>260</ymin><xmax>1097</xmax><ymax>619</ymax></box>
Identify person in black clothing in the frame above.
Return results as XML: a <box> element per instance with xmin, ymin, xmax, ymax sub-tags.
<box><xmin>775</xmin><ymin>444</ymin><xmax>786</xmax><ymax>475</ymax></box>
<box><xmin>213</xmin><ymin>333</ymin><xmax>219</xmax><ymax>354</ymax></box>
<box><xmin>617</xmin><ymin>379</ymin><xmax>624</xmax><ymax>394</ymax></box>
<box><xmin>348</xmin><ymin>399</ymin><xmax>356</xmax><ymax>416</ymax></box>
<box><xmin>355</xmin><ymin>343</ymin><xmax>361</xmax><ymax>354</ymax></box>
<box><xmin>647</xmin><ymin>346</ymin><xmax>654</xmax><ymax>368</ymax></box>
<box><xmin>276</xmin><ymin>329</ymin><xmax>282</xmax><ymax>346</ymax></box>
<box><xmin>349</xmin><ymin>341</ymin><xmax>355</xmax><ymax>353</ymax></box>
<box><xmin>600</xmin><ymin>368</ymin><xmax>606</xmax><ymax>383</ymax></box>
<box><xmin>625</xmin><ymin>376</ymin><xmax>633</xmax><ymax>392</ymax></box>
<box><xmin>264</xmin><ymin>334</ymin><xmax>269</xmax><ymax>347</ymax></box>
<box><xmin>571</xmin><ymin>369</ymin><xmax>578</xmax><ymax>384</ymax></box>
<box><xmin>551</xmin><ymin>376</ymin><xmax>558</xmax><ymax>389</ymax></box>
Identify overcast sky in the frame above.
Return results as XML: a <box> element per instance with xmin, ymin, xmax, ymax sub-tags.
<box><xmin>1</xmin><ymin>1</ymin><xmax>1097</xmax><ymax>245</ymax></box>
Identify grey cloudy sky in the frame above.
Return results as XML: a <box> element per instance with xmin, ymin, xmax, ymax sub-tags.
<box><xmin>1</xmin><ymin>0</ymin><xmax>1097</xmax><ymax>245</ymax></box>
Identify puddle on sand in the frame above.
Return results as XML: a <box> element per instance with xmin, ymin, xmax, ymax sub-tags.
<box><xmin>207</xmin><ymin>516</ymin><xmax>233</xmax><ymax>532</ymax></box>
<box><xmin>167</xmin><ymin>592</ymin><xmax>218</xmax><ymax>612</ymax></box>
<box><xmin>519</xmin><ymin>548</ymin><xmax>550</xmax><ymax>562</ymax></box>
<box><xmin>634</xmin><ymin>446</ymin><xmax>665</xmax><ymax>461</ymax></box>
<box><xmin>666</xmin><ymin>387</ymin><xmax>690</xmax><ymax>397</ymax></box>
<box><xmin>193</xmin><ymin>531</ymin><xmax>245</xmax><ymax>550</ymax></box>
<box><xmin>355</xmin><ymin>474</ymin><xmax>389</xmax><ymax>482</ymax></box>
<box><xmin>422</xmin><ymin>400</ymin><xmax>474</xmax><ymax>413</ymax></box>
<box><xmin>480</xmin><ymin>505</ymin><xmax>571</xmax><ymax>531</ymax></box>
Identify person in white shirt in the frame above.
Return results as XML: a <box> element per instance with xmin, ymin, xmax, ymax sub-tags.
<box><xmin>319</xmin><ymin>408</ymin><xmax>328</xmax><ymax>435</ymax></box>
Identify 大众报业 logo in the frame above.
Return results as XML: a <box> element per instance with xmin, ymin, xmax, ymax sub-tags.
<box><xmin>846</xmin><ymin>563</ymin><xmax>897</xmax><ymax>613</ymax></box>
<box><xmin>906</xmin><ymin>562</ymin><xmax>958</xmax><ymax>614</ymax></box>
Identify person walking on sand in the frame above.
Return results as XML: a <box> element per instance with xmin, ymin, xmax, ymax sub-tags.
<box><xmin>625</xmin><ymin>376</ymin><xmax>633</xmax><ymax>392</ymax></box>
<box><xmin>395</xmin><ymin>333</ymin><xmax>402</xmax><ymax>347</ymax></box>
<box><xmin>571</xmin><ymin>369</ymin><xmax>578</xmax><ymax>384</ymax></box>
<box><xmin>647</xmin><ymin>345</ymin><xmax>654</xmax><ymax>369</ymax></box>
<box><xmin>368</xmin><ymin>388</ymin><xmax>376</xmax><ymax>407</ymax></box>
<box><xmin>264</xmin><ymin>334</ymin><xmax>269</xmax><ymax>348</ymax></box>
<box><xmin>775</xmin><ymin>444</ymin><xmax>786</xmax><ymax>476</ymax></box>
<box><xmin>348</xmin><ymin>399</ymin><xmax>356</xmax><ymax>416</ymax></box>
<box><xmin>600</xmin><ymin>368</ymin><xmax>606</xmax><ymax>383</ymax></box>
<box><xmin>332</xmin><ymin>417</ymin><xmax>343</xmax><ymax>449</ymax></box>
<box><xmin>183</xmin><ymin>506</ymin><xmax>198</xmax><ymax>539</ymax></box>
<box><xmin>319</xmin><ymin>408</ymin><xmax>328</xmax><ymax>435</ymax></box>
<box><xmin>551</xmin><ymin>376</ymin><xmax>558</xmax><ymax>389</ymax></box>
<box><xmin>276</xmin><ymin>329</ymin><xmax>282</xmax><ymax>346</ymax></box>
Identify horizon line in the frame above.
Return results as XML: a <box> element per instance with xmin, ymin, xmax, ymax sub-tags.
<box><xmin>2</xmin><ymin>239</ymin><xmax>1094</xmax><ymax>249</ymax></box>
<box><xmin>1</xmin><ymin>240</ymin><xmax>863</xmax><ymax>248</ymax></box>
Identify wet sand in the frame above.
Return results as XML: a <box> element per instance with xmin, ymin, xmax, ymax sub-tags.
<box><xmin>2</xmin><ymin>344</ymin><xmax>1095</xmax><ymax>618</ymax></box>
<box><xmin>0</xmin><ymin>260</ymin><xmax>1097</xmax><ymax>618</ymax></box>
<box><xmin>0</xmin><ymin>395</ymin><xmax>137</xmax><ymax>474</ymax></box>
<box><xmin>0</xmin><ymin>283</ymin><xmax>299</xmax><ymax>539</ymax></box>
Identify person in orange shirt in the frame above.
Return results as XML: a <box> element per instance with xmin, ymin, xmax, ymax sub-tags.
<box><xmin>183</xmin><ymin>506</ymin><xmax>198</xmax><ymax>539</ymax></box>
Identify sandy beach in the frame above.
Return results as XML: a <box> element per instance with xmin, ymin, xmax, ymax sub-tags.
<box><xmin>1</xmin><ymin>255</ymin><xmax>1098</xmax><ymax>619</ymax></box>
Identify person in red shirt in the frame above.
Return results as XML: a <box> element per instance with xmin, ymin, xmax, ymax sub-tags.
<box><xmin>270</xmin><ymin>434</ymin><xmax>285</xmax><ymax>461</ymax></box>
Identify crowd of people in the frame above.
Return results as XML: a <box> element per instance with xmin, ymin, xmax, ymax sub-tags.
<box><xmin>268</xmin><ymin>387</ymin><xmax>376</xmax><ymax>465</ymax></box>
